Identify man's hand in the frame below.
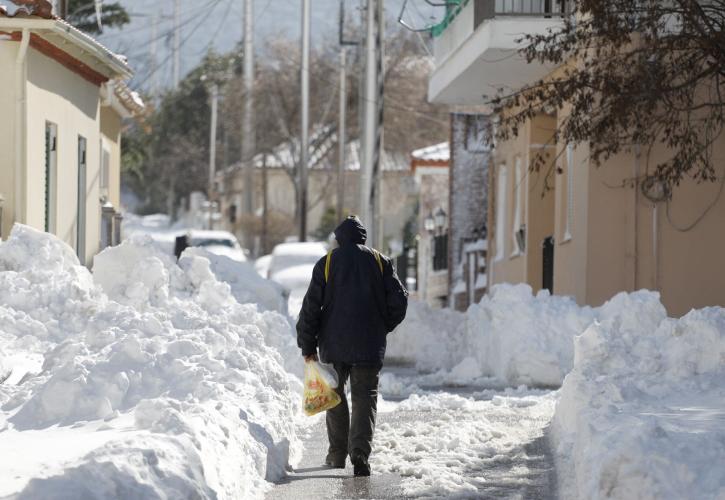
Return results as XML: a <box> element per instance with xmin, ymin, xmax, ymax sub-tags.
<box><xmin>304</xmin><ymin>353</ymin><xmax>318</xmax><ymax>362</ymax></box>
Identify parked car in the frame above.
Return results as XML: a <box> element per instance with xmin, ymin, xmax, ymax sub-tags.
<box><xmin>176</xmin><ymin>230</ymin><xmax>248</xmax><ymax>262</ymax></box>
<box><xmin>267</xmin><ymin>242</ymin><xmax>328</xmax><ymax>317</ymax></box>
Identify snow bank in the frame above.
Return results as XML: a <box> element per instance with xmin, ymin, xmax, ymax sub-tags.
<box><xmin>465</xmin><ymin>284</ymin><xmax>595</xmax><ymax>386</ymax></box>
<box><xmin>389</xmin><ymin>284</ymin><xmax>594</xmax><ymax>386</ymax></box>
<box><xmin>0</xmin><ymin>226</ymin><xmax>301</xmax><ymax>499</ymax></box>
<box><xmin>385</xmin><ymin>301</ymin><xmax>466</xmax><ymax>372</ymax></box>
<box><xmin>553</xmin><ymin>291</ymin><xmax>725</xmax><ymax>500</ymax></box>
<box><xmin>181</xmin><ymin>247</ymin><xmax>288</xmax><ymax>316</ymax></box>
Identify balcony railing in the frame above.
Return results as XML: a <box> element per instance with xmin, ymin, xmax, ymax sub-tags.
<box><xmin>495</xmin><ymin>0</ymin><xmax>571</xmax><ymax>16</ymax></box>
<box><xmin>431</xmin><ymin>0</ymin><xmax>572</xmax><ymax>38</ymax></box>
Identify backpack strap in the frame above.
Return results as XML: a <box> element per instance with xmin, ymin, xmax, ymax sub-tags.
<box><xmin>324</xmin><ymin>250</ymin><xmax>333</xmax><ymax>282</ymax></box>
<box><xmin>324</xmin><ymin>248</ymin><xmax>384</xmax><ymax>283</ymax></box>
<box><xmin>372</xmin><ymin>249</ymin><xmax>384</xmax><ymax>275</ymax></box>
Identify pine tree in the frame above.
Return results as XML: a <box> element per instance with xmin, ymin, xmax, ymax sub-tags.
<box><xmin>67</xmin><ymin>0</ymin><xmax>129</xmax><ymax>34</ymax></box>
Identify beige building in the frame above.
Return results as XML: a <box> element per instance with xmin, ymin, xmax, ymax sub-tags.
<box><xmin>217</xmin><ymin>140</ymin><xmax>417</xmax><ymax>256</ymax></box>
<box><xmin>0</xmin><ymin>10</ymin><xmax>142</xmax><ymax>265</ymax></box>
<box><xmin>428</xmin><ymin>0</ymin><xmax>725</xmax><ymax>316</ymax></box>
<box><xmin>411</xmin><ymin>143</ymin><xmax>450</xmax><ymax>308</ymax></box>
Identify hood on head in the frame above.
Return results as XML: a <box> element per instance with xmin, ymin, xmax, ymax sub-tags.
<box><xmin>334</xmin><ymin>216</ymin><xmax>367</xmax><ymax>246</ymax></box>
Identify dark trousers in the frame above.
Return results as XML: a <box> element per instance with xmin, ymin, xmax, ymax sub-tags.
<box><xmin>326</xmin><ymin>363</ymin><xmax>381</xmax><ymax>463</ymax></box>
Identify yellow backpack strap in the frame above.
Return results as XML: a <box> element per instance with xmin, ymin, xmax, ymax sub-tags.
<box><xmin>372</xmin><ymin>249</ymin><xmax>384</xmax><ymax>275</ymax></box>
<box><xmin>324</xmin><ymin>250</ymin><xmax>333</xmax><ymax>282</ymax></box>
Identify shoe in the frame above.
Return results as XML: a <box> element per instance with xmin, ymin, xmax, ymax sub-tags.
<box><xmin>324</xmin><ymin>456</ymin><xmax>345</xmax><ymax>469</ymax></box>
<box><xmin>351</xmin><ymin>455</ymin><xmax>371</xmax><ymax>477</ymax></box>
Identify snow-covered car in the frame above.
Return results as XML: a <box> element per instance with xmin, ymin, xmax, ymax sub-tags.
<box><xmin>186</xmin><ymin>230</ymin><xmax>248</xmax><ymax>262</ymax></box>
<box><xmin>267</xmin><ymin>242</ymin><xmax>328</xmax><ymax>279</ymax></box>
<box><xmin>254</xmin><ymin>254</ymin><xmax>273</xmax><ymax>278</ymax></box>
<box><xmin>268</xmin><ymin>242</ymin><xmax>327</xmax><ymax>316</ymax></box>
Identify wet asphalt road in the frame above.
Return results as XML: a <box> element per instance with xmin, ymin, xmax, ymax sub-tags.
<box><xmin>266</xmin><ymin>366</ymin><xmax>558</xmax><ymax>500</ymax></box>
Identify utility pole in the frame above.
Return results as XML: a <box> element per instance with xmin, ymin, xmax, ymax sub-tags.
<box><xmin>173</xmin><ymin>0</ymin><xmax>180</xmax><ymax>88</ymax></box>
<box><xmin>150</xmin><ymin>14</ymin><xmax>159</xmax><ymax>99</ymax></box>
<box><xmin>360</xmin><ymin>0</ymin><xmax>384</xmax><ymax>247</ymax></box>
<box><xmin>242</xmin><ymin>0</ymin><xmax>255</xmax><ymax>216</ymax></box>
<box><xmin>261</xmin><ymin>153</ymin><xmax>268</xmax><ymax>254</ymax></box>
<box><xmin>338</xmin><ymin>0</ymin><xmax>359</xmax><ymax>222</ymax></box>
<box><xmin>337</xmin><ymin>48</ymin><xmax>347</xmax><ymax>223</ymax></box>
<box><xmin>208</xmin><ymin>83</ymin><xmax>219</xmax><ymax>230</ymax></box>
<box><xmin>299</xmin><ymin>0</ymin><xmax>311</xmax><ymax>242</ymax></box>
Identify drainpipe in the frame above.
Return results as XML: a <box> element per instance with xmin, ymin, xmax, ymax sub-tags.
<box><xmin>652</xmin><ymin>201</ymin><xmax>659</xmax><ymax>291</ymax></box>
<box><xmin>15</xmin><ymin>28</ymin><xmax>30</xmax><ymax>225</ymax></box>
<box><xmin>100</xmin><ymin>79</ymin><xmax>115</xmax><ymax>107</ymax></box>
<box><xmin>633</xmin><ymin>144</ymin><xmax>641</xmax><ymax>291</ymax></box>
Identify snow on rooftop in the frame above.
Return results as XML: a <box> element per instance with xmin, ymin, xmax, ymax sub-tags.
<box><xmin>412</xmin><ymin>142</ymin><xmax>450</xmax><ymax>163</ymax></box>
<box><xmin>0</xmin><ymin>5</ymin><xmax>132</xmax><ymax>74</ymax></box>
<box><xmin>245</xmin><ymin>139</ymin><xmax>409</xmax><ymax>173</ymax></box>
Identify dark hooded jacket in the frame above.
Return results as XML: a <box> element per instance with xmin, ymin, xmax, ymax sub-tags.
<box><xmin>296</xmin><ymin>217</ymin><xmax>409</xmax><ymax>365</ymax></box>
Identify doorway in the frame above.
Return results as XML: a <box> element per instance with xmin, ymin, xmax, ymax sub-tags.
<box><xmin>542</xmin><ymin>236</ymin><xmax>554</xmax><ymax>293</ymax></box>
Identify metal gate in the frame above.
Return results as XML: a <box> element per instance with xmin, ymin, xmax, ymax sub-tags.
<box><xmin>542</xmin><ymin>236</ymin><xmax>554</xmax><ymax>293</ymax></box>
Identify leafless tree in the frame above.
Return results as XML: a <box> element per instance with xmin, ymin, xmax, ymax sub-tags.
<box><xmin>493</xmin><ymin>0</ymin><xmax>725</xmax><ymax>191</ymax></box>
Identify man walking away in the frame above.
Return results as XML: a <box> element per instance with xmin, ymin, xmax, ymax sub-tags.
<box><xmin>296</xmin><ymin>216</ymin><xmax>408</xmax><ymax>477</ymax></box>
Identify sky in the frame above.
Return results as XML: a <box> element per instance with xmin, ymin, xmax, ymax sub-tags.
<box><xmin>96</xmin><ymin>0</ymin><xmax>442</xmax><ymax>92</ymax></box>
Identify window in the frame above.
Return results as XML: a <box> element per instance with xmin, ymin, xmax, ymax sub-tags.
<box><xmin>511</xmin><ymin>157</ymin><xmax>524</xmax><ymax>255</ymax></box>
<box><xmin>432</xmin><ymin>234</ymin><xmax>448</xmax><ymax>271</ymax></box>
<box><xmin>495</xmin><ymin>165</ymin><xmax>508</xmax><ymax>260</ymax></box>
<box><xmin>44</xmin><ymin>122</ymin><xmax>58</xmax><ymax>233</ymax></box>
<box><xmin>464</xmin><ymin>115</ymin><xmax>488</xmax><ymax>152</ymax></box>
<box><xmin>77</xmin><ymin>136</ymin><xmax>87</xmax><ymax>263</ymax></box>
<box><xmin>563</xmin><ymin>143</ymin><xmax>574</xmax><ymax>241</ymax></box>
<box><xmin>100</xmin><ymin>142</ymin><xmax>111</xmax><ymax>194</ymax></box>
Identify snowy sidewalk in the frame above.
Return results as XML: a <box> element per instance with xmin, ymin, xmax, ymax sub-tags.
<box><xmin>268</xmin><ymin>366</ymin><xmax>559</xmax><ymax>499</ymax></box>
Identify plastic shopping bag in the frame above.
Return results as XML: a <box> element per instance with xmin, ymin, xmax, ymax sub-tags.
<box><xmin>303</xmin><ymin>360</ymin><xmax>341</xmax><ymax>416</ymax></box>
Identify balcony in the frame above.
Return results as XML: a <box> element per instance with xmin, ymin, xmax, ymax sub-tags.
<box><xmin>428</xmin><ymin>0</ymin><xmax>570</xmax><ymax>105</ymax></box>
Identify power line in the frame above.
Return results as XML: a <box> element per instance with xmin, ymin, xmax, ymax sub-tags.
<box><xmin>131</xmin><ymin>0</ymin><xmax>227</xmax><ymax>91</ymax></box>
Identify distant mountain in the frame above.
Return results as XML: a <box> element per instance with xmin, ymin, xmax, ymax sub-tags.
<box><xmin>98</xmin><ymin>0</ymin><xmax>440</xmax><ymax>92</ymax></box>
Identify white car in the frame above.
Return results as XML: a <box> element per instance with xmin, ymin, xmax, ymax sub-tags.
<box><xmin>268</xmin><ymin>242</ymin><xmax>328</xmax><ymax>317</ymax></box>
<box><xmin>186</xmin><ymin>230</ymin><xmax>248</xmax><ymax>262</ymax></box>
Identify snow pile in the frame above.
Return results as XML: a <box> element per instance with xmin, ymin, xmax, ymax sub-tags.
<box><xmin>464</xmin><ymin>284</ymin><xmax>596</xmax><ymax>386</ymax></box>
<box><xmin>373</xmin><ymin>391</ymin><xmax>556</xmax><ymax>497</ymax></box>
<box><xmin>389</xmin><ymin>284</ymin><xmax>594</xmax><ymax>386</ymax></box>
<box><xmin>182</xmin><ymin>247</ymin><xmax>288</xmax><ymax>316</ymax></box>
<box><xmin>385</xmin><ymin>301</ymin><xmax>466</xmax><ymax>372</ymax></box>
<box><xmin>553</xmin><ymin>291</ymin><xmax>725</xmax><ymax>500</ymax></box>
<box><xmin>0</xmin><ymin>226</ymin><xmax>301</xmax><ymax>499</ymax></box>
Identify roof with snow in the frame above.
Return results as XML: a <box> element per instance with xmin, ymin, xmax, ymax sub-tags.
<box><xmin>411</xmin><ymin>142</ymin><xmax>449</xmax><ymax>170</ymax></box>
<box><xmin>0</xmin><ymin>2</ymin><xmax>133</xmax><ymax>81</ymax></box>
<box><xmin>227</xmin><ymin>132</ymin><xmax>409</xmax><ymax>174</ymax></box>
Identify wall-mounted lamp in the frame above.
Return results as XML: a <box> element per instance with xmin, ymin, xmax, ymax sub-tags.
<box><xmin>434</xmin><ymin>207</ymin><xmax>447</xmax><ymax>231</ymax></box>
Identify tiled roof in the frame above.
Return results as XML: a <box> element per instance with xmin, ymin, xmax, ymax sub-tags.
<box><xmin>0</xmin><ymin>1</ymin><xmax>132</xmax><ymax>76</ymax></box>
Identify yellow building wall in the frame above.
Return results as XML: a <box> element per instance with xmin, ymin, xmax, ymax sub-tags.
<box><xmin>100</xmin><ymin>106</ymin><xmax>122</xmax><ymax>209</ymax></box>
<box><xmin>0</xmin><ymin>40</ymin><xmax>16</xmax><ymax>240</ymax></box>
<box><xmin>489</xmin><ymin>113</ymin><xmax>556</xmax><ymax>291</ymax></box>
<box><xmin>584</xmin><ymin>141</ymin><xmax>725</xmax><ymax>316</ymax></box>
<box><xmin>552</xmin><ymin>139</ymin><xmax>590</xmax><ymax>303</ymax></box>
<box><xmin>25</xmin><ymin>47</ymin><xmax>102</xmax><ymax>265</ymax></box>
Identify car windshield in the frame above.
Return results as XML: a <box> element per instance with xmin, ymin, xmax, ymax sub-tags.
<box><xmin>192</xmin><ymin>238</ymin><xmax>235</xmax><ymax>248</ymax></box>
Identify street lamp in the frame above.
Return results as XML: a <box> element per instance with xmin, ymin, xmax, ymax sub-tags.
<box><xmin>434</xmin><ymin>207</ymin><xmax>447</xmax><ymax>233</ymax></box>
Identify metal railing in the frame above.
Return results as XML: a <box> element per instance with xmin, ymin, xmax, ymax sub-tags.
<box><xmin>495</xmin><ymin>0</ymin><xmax>571</xmax><ymax>16</ymax></box>
<box><xmin>430</xmin><ymin>0</ymin><xmax>470</xmax><ymax>38</ymax></box>
<box><xmin>431</xmin><ymin>0</ymin><xmax>572</xmax><ymax>38</ymax></box>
